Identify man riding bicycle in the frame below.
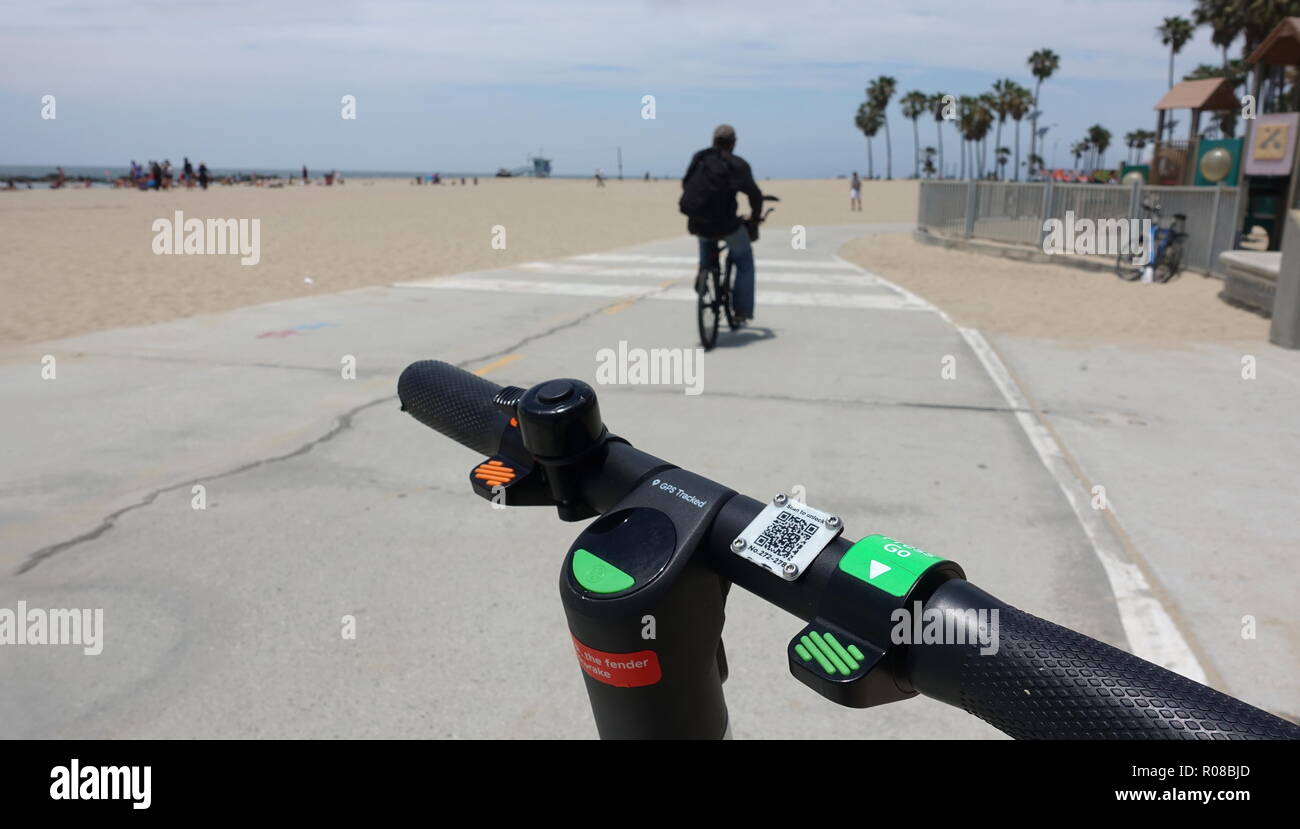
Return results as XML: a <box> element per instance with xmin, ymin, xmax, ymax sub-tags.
<box><xmin>680</xmin><ymin>124</ymin><xmax>764</xmax><ymax>324</ymax></box>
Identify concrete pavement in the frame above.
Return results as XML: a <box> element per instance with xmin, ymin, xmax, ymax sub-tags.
<box><xmin>0</xmin><ymin>223</ymin><xmax>1285</xmax><ymax>738</ymax></box>
<box><xmin>988</xmin><ymin>336</ymin><xmax>1300</xmax><ymax>719</ymax></box>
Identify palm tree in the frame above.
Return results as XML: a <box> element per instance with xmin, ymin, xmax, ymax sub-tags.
<box><xmin>923</xmin><ymin>147</ymin><xmax>937</xmax><ymax>178</ymax></box>
<box><xmin>928</xmin><ymin>93</ymin><xmax>949</xmax><ymax>179</ymax></box>
<box><xmin>1137</xmin><ymin>129</ymin><xmax>1156</xmax><ymax>163</ymax></box>
<box><xmin>996</xmin><ymin>146</ymin><xmax>1011</xmax><ymax>179</ymax></box>
<box><xmin>957</xmin><ymin>96</ymin><xmax>975</xmax><ymax>179</ymax></box>
<box><xmin>854</xmin><ymin>102</ymin><xmax>884</xmax><ymax>179</ymax></box>
<box><xmin>976</xmin><ymin>93</ymin><xmax>997</xmax><ymax>178</ymax></box>
<box><xmin>957</xmin><ymin>96</ymin><xmax>991</xmax><ymax>179</ymax></box>
<box><xmin>1158</xmin><ymin>17</ymin><xmax>1195</xmax><ymax>140</ymax></box>
<box><xmin>990</xmin><ymin>79</ymin><xmax>1017</xmax><ymax>180</ymax></box>
<box><xmin>1027</xmin><ymin>48</ymin><xmax>1060</xmax><ymax>176</ymax></box>
<box><xmin>1193</xmin><ymin>0</ymin><xmax>1242</xmax><ymax>69</ymax></box>
<box><xmin>1124</xmin><ymin>130</ymin><xmax>1139</xmax><ymax>165</ymax></box>
<box><xmin>1071</xmin><ymin>140</ymin><xmax>1088</xmax><ymax>170</ymax></box>
<box><xmin>867</xmin><ymin>75</ymin><xmax>898</xmax><ymax>179</ymax></box>
<box><xmin>1189</xmin><ymin>1</ymin><xmax>1296</xmax><ymax>108</ymax></box>
<box><xmin>1158</xmin><ymin>16</ymin><xmax>1195</xmax><ymax>90</ymax></box>
<box><xmin>1087</xmin><ymin>125</ymin><xmax>1112</xmax><ymax>169</ymax></box>
<box><xmin>900</xmin><ymin>90</ymin><xmax>929</xmax><ymax>178</ymax></box>
<box><xmin>1006</xmin><ymin>83</ymin><xmax>1033</xmax><ymax>180</ymax></box>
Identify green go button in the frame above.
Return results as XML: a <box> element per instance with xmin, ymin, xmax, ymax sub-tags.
<box><xmin>839</xmin><ymin>535</ymin><xmax>945</xmax><ymax>597</ymax></box>
<box><xmin>572</xmin><ymin>548</ymin><xmax>635</xmax><ymax>594</ymax></box>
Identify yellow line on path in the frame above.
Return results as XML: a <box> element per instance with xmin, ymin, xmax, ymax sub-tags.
<box><xmin>473</xmin><ymin>354</ymin><xmax>523</xmax><ymax>376</ymax></box>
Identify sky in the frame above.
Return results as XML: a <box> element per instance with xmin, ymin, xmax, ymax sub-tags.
<box><xmin>0</xmin><ymin>0</ymin><xmax>1239</xmax><ymax>178</ymax></box>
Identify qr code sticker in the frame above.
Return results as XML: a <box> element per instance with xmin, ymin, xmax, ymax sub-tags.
<box><xmin>752</xmin><ymin>510</ymin><xmax>819</xmax><ymax>561</ymax></box>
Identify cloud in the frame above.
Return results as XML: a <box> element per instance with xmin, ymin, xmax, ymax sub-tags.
<box><xmin>0</xmin><ymin>0</ymin><xmax>1240</xmax><ymax>173</ymax></box>
<box><xmin>1</xmin><ymin>0</ymin><xmax>1228</xmax><ymax>95</ymax></box>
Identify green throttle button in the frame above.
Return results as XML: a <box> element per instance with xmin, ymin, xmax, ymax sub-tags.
<box><xmin>839</xmin><ymin>535</ymin><xmax>945</xmax><ymax>597</ymax></box>
<box><xmin>572</xmin><ymin>548</ymin><xmax>635</xmax><ymax>594</ymax></box>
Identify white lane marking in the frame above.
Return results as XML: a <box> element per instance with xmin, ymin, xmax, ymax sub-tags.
<box><xmin>394</xmin><ymin>277</ymin><xmax>657</xmax><ymax>298</ymax></box>
<box><xmin>396</xmin><ymin>277</ymin><xmax>931</xmax><ymax>310</ymax></box>
<box><xmin>518</xmin><ymin>261</ymin><xmax>889</xmax><ymax>288</ymax></box>
<box><xmin>958</xmin><ymin>329</ymin><xmax>1206</xmax><ymax>682</ymax></box>
<box><xmin>654</xmin><ymin>288</ymin><xmax>931</xmax><ymax>310</ymax></box>
<box><xmin>834</xmin><ymin>255</ymin><xmax>941</xmax><ymax>314</ymax></box>
<box><xmin>573</xmin><ymin>253</ymin><xmax>860</xmax><ymax>271</ymax></box>
<box><xmin>832</xmin><ymin>253</ymin><xmax>1206</xmax><ymax>680</ymax></box>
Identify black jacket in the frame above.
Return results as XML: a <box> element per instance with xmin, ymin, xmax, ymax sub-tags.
<box><xmin>681</xmin><ymin>148</ymin><xmax>763</xmax><ymax>238</ymax></box>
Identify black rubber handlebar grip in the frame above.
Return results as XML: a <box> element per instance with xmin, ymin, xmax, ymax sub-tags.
<box><xmin>398</xmin><ymin>360</ymin><xmax>510</xmax><ymax>456</ymax></box>
<box><xmin>908</xmin><ymin>580</ymin><xmax>1300</xmax><ymax>740</ymax></box>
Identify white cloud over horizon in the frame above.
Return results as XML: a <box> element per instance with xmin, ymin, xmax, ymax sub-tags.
<box><xmin>0</xmin><ymin>0</ymin><xmax>1243</xmax><ymax>176</ymax></box>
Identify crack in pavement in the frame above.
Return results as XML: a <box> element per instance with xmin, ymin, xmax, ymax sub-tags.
<box><xmin>610</xmin><ymin>383</ymin><xmax>1031</xmax><ymax>414</ymax></box>
<box><xmin>15</xmin><ymin>395</ymin><xmax>394</xmax><ymax>575</ymax></box>
<box><xmin>67</xmin><ymin>351</ymin><xmax>358</xmax><ymax>376</ymax></box>
<box><xmin>13</xmin><ymin>292</ymin><xmax>645</xmax><ymax>576</ymax></box>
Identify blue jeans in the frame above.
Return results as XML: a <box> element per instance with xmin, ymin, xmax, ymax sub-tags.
<box><xmin>698</xmin><ymin>225</ymin><xmax>754</xmax><ymax>318</ymax></box>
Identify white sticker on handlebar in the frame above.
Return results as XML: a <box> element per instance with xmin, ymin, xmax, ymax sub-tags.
<box><xmin>732</xmin><ymin>498</ymin><xmax>842</xmax><ymax>581</ymax></box>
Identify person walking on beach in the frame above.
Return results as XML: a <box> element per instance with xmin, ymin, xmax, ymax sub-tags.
<box><xmin>150</xmin><ymin>161</ymin><xmax>162</xmax><ymax>191</ymax></box>
<box><xmin>183</xmin><ymin>157</ymin><xmax>194</xmax><ymax>189</ymax></box>
<box><xmin>850</xmin><ymin>172</ymin><xmax>862</xmax><ymax>212</ymax></box>
<box><xmin>198</xmin><ymin>161</ymin><xmax>209</xmax><ymax>190</ymax></box>
<box><xmin>680</xmin><ymin>124</ymin><xmax>764</xmax><ymax>325</ymax></box>
<box><xmin>302</xmin><ymin>164</ymin><xmax>309</xmax><ymax>184</ymax></box>
<box><xmin>595</xmin><ymin>168</ymin><xmax>606</xmax><ymax>187</ymax></box>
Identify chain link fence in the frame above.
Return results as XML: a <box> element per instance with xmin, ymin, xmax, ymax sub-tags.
<box><xmin>918</xmin><ymin>180</ymin><xmax>1240</xmax><ymax>276</ymax></box>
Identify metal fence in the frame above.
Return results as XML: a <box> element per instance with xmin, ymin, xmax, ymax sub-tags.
<box><xmin>918</xmin><ymin>179</ymin><xmax>1240</xmax><ymax>276</ymax></box>
<box><xmin>970</xmin><ymin>182</ymin><xmax>1047</xmax><ymax>246</ymax></box>
<box><xmin>916</xmin><ymin>180</ymin><xmax>969</xmax><ymax>237</ymax></box>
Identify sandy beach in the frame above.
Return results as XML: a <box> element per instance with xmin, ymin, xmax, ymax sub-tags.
<box><xmin>0</xmin><ymin>177</ymin><xmax>916</xmax><ymax>345</ymax></box>
<box><xmin>839</xmin><ymin>232</ymin><xmax>1270</xmax><ymax>347</ymax></box>
<box><xmin>3</xmin><ymin>176</ymin><xmax>1265</xmax><ymax>349</ymax></box>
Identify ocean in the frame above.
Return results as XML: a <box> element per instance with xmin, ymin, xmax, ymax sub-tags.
<box><xmin>0</xmin><ymin>164</ymin><xmax>606</xmax><ymax>187</ymax></box>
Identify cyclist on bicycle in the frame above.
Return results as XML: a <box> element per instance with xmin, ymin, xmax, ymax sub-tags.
<box><xmin>680</xmin><ymin>124</ymin><xmax>764</xmax><ymax>324</ymax></box>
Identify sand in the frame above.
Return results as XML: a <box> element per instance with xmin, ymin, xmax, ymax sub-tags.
<box><xmin>838</xmin><ymin>233</ymin><xmax>1271</xmax><ymax>347</ymax></box>
<box><xmin>0</xmin><ymin>177</ymin><xmax>916</xmax><ymax>345</ymax></box>
<box><xmin>4</xmin><ymin>175</ymin><xmax>1265</xmax><ymax>349</ymax></box>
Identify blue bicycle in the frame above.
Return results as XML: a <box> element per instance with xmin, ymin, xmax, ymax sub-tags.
<box><xmin>1115</xmin><ymin>200</ymin><xmax>1186</xmax><ymax>283</ymax></box>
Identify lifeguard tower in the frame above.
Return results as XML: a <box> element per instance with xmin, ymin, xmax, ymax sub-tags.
<box><xmin>497</xmin><ymin>152</ymin><xmax>553</xmax><ymax>178</ymax></box>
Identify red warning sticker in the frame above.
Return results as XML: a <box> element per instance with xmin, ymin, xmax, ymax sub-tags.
<box><xmin>571</xmin><ymin>636</ymin><xmax>662</xmax><ymax>687</ymax></box>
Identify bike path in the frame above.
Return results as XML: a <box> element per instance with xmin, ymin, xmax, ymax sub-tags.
<box><xmin>2</xmin><ymin>223</ymin><xmax>1124</xmax><ymax>738</ymax></box>
<box><xmin>985</xmin><ymin>334</ymin><xmax>1300</xmax><ymax>720</ymax></box>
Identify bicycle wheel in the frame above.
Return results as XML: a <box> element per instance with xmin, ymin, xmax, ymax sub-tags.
<box><xmin>1156</xmin><ymin>238</ymin><xmax>1184</xmax><ymax>283</ymax></box>
<box><xmin>696</xmin><ymin>265</ymin><xmax>720</xmax><ymax>350</ymax></box>
<box><xmin>1114</xmin><ymin>250</ymin><xmax>1143</xmax><ymax>281</ymax></box>
<box><xmin>723</xmin><ymin>255</ymin><xmax>739</xmax><ymax>330</ymax></box>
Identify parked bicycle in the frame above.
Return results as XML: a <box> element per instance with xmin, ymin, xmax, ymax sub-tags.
<box><xmin>696</xmin><ymin>195</ymin><xmax>778</xmax><ymax>350</ymax></box>
<box><xmin>1115</xmin><ymin>200</ymin><xmax>1186</xmax><ymax>283</ymax></box>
